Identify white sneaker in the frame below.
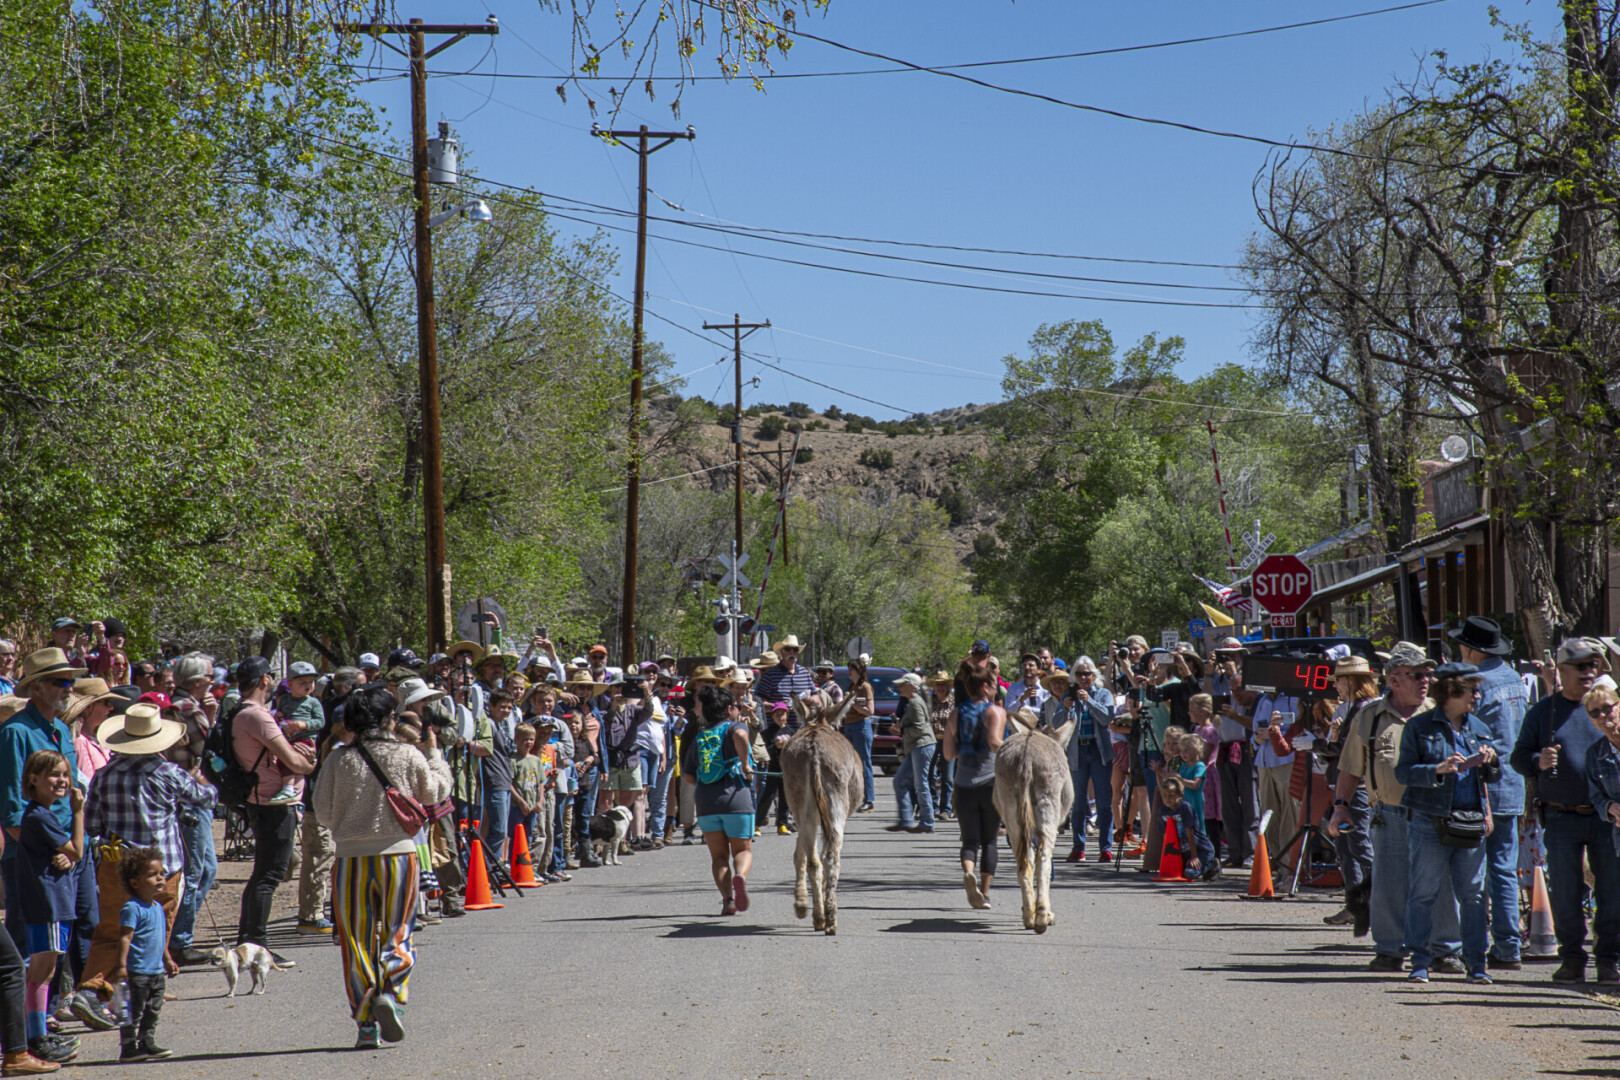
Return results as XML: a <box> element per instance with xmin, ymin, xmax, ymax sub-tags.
<box><xmin>1241</xmin><ymin>856</ymin><xmax>1254</xmax><ymax>869</ymax></box>
<box><xmin>267</xmin><ymin>785</ymin><xmax>300</xmax><ymax>805</ymax></box>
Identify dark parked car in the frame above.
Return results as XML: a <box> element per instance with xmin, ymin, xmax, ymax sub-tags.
<box><xmin>833</xmin><ymin>666</ymin><xmax>907</xmax><ymax>774</ymax></box>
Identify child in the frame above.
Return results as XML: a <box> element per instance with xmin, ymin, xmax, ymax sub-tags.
<box><xmin>1189</xmin><ymin>694</ymin><xmax>1225</xmax><ymax>858</ymax></box>
<box><xmin>1178</xmin><ymin>733</ymin><xmax>1209</xmax><ymax>830</ymax></box>
<box><xmin>757</xmin><ymin>702</ymin><xmax>793</xmax><ymax>834</ymax></box>
<box><xmin>1159</xmin><ymin>776</ymin><xmax>1218</xmax><ymax>881</ymax></box>
<box><xmin>511</xmin><ymin>722</ymin><xmax>544</xmax><ymax>865</ymax></box>
<box><xmin>115</xmin><ymin>847</ymin><xmax>172</xmax><ymax>1062</ymax></box>
<box><xmin>269</xmin><ymin>661</ymin><xmax>325</xmax><ymax>805</ymax></box>
<box><xmin>534</xmin><ymin>718</ymin><xmax>562</xmax><ymax>881</ymax></box>
<box><xmin>17</xmin><ymin>751</ymin><xmax>83</xmax><ymax>1064</ymax></box>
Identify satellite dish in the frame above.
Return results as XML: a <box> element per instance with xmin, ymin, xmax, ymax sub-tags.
<box><xmin>1440</xmin><ymin>434</ymin><xmax>1470</xmax><ymax>463</ymax></box>
<box><xmin>845</xmin><ymin>636</ymin><xmax>874</xmax><ymax>661</ymax></box>
<box><xmin>455</xmin><ymin>598</ymin><xmax>508</xmax><ymax>648</ymax></box>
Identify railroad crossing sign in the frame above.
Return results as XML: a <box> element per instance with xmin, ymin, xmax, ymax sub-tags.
<box><xmin>1235</xmin><ymin>527</ymin><xmax>1277</xmax><ymax>573</ymax></box>
<box><xmin>717</xmin><ymin>552</ymin><xmax>750</xmax><ymax>590</ymax></box>
<box><xmin>1251</xmin><ymin>554</ymin><xmax>1314</xmax><ymax>617</ymax></box>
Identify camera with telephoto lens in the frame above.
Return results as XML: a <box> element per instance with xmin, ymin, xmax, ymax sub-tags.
<box><xmin>1142</xmin><ymin>681</ymin><xmax>1170</xmax><ymax>704</ymax></box>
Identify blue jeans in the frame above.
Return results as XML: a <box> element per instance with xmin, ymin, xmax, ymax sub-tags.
<box><xmin>647</xmin><ymin>751</ymin><xmax>673</xmax><ymax>837</ymax></box>
<box><xmin>1405</xmin><ymin>814</ymin><xmax>1489</xmax><ymax>972</ymax></box>
<box><xmin>1544</xmin><ymin>807</ymin><xmax>1620</xmax><ymax>966</ymax></box>
<box><xmin>572</xmin><ymin>767</ymin><xmax>601</xmax><ymax>851</ymax></box>
<box><xmin>507</xmin><ymin>802</ymin><xmax>539</xmax><ymax>851</ymax></box>
<box><xmin>894</xmin><ymin>744</ymin><xmax>937</xmax><ymax>828</ymax></box>
<box><xmin>1070</xmin><ymin>740</ymin><xmax>1113</xmax><ymax>856</ymax></box>
<box><xmin>1332</xmin><ymin>788</ymin><xmax>1373</xmax><ymax>895</ymax></box>
<box><xmin>1485</xmin><ymin>814</ymin><xmax>1522</xmax><ymax>961</ymax></box>
<box><xmin>552</xmin><ymin>790</ymin><xmax>570</xmax><ymax>873</ymax></box>
<box><xmin>170</xmin><ymin>805</ymin><xmax>218</xmax><ymax>948</ymax></box>
<box><xmin>1370</xmin><ymin>805</ymin><xmax>1459</xmax><ymax>959</ymax></box>
<box><xmin>483</xmin><ymin>787</ymin><xmax>512</xmax><ymax>863</ymax></box>
<box><xmin>931</xmin><ymin>753</ymin><xmax>955</xmax><ymax>814</ymax></box>
<box><xmin>842</xmin><ymin>720</ymin><xmax>875</xmax><ymax>804</ymax></box>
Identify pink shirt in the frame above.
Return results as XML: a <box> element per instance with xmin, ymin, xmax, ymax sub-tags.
<box><xmin>232</xmin><ymin>701</ymin><xmax>314</xmax><ymax>804</ymax></box>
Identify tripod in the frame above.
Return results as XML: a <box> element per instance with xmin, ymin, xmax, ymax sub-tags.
<box><xmin>1281</xmin><ymin>740</ymin><xmax>1331</xmax><ymax>897</ymax></box>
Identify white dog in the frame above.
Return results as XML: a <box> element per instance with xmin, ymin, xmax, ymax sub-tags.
<box><xmin>589</xmin><ymin>806</ymin><xmax>634</xmax><ymax>865</ymax></box>
<box><xmin>211</xmin><ymin>943</ymin><xmax>284</xmax><ymax>996</ymax></box>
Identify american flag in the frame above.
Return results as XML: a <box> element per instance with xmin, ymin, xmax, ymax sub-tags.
<box><xmin>1197</xmin><ymin>575</ymin><xmax>1253</xmax><ymax>614</ymax></box>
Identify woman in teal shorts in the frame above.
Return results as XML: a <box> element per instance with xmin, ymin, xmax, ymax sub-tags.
<box><xmin>681</xmin><ymin>683</ymin><xmax>756</xmax><ymax>915</ymax></box>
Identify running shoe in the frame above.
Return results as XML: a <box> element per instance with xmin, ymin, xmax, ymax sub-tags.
<box><xmin>371</xmin><ymin>991</ymin><xmax>405</xmax><ymax>1043</ymax></box>
<box><xmin>734</xmin><ymin>877</ymin><xmax>750</xmax><ymax>913</ymax></box>
<box><xmin>355</xmin><ymin>1023</ymin><xmax>381</xmax><ymax>1050</ymax></box>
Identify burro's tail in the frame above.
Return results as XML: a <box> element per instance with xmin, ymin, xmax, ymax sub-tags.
<box><xmin>813</xmin><ymin>758</ymin><xmax>836</xmax><ymax>832</ymax></box>
<box><xmin>1018</xmin><ymin>741</ymin><xmax>1037</xmax><ymax>855</ymax></box>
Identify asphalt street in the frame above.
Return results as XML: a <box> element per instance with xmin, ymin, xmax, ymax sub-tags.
<box><xmin>93</xmin><ymin>798</ymin><xmax>1618</xmax><ymax>1080</ymax></box>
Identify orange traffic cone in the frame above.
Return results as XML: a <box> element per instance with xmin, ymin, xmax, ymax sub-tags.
<box><xmin>464</xmin><ymin>836</ymin><xmax>505</xmax><ymax>911</ymax></box>
<box><xmin>510</xmin><ymin>823</ymin><xmax>540</xmax><ymax>887</ymax></box>
<box><xmin>1526</xmin><ymin>865</ymin><xmax>1557</xmax><ymax>957</ymax></box>
<box><xmin>1158</xmin><ymin>817</ymin><xmax>1188</xmax><ymax>882</ymax></box>
<box><xmin>1247</xmin><ymin>832</ymin><xmax>1275</xmax><ymax>899</ymax></box>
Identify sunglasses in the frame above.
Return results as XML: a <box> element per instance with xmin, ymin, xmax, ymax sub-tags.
<box><xmin>51</xmin><ymin>678</ymin><xmax>76</xmax><ymax>688</ymax></box>
<box><xmin>1572</xmin><ymin>660</ymin><xmax>1602</xmax><ymax>673</ymax></box>
<box><xmin>1591</xmin><ymin>703</ymin><xmax>1618</xmax><ymax>716</ymax></box>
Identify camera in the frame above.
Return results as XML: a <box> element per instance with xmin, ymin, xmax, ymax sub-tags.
<box><xmin>1142</xmin><ymin>681</ymin><xmax>1169</xmax><ymax>704</ymax></box>
<box><xmin>535</xmin><ymin>625</ymin><xmax>548</xmax><ymax>639</ymax></box>
<box><xmin>1114</xmin><ymin>645</ymin><xmax>1131</xmax><ymax>661</ymax></box>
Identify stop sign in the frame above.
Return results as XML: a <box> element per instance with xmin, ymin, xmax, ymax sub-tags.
<box><xmin>1251</xmin><ymin>554</ymin><xmax>1314</xmax><ymax>616</ymax></box>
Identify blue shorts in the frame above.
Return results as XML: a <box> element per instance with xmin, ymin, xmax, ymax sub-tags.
<box><xmin>23</xmin><ymin>922</ymin><xmax>69</xmax><ymax>957</ymax></box>
<box><xmin>696</xmin><ymin>813</ymin><xmax>755</xmax><ymax>840</ymax></box>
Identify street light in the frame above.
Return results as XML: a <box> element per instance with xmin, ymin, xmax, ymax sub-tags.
<box><xmin>429</xmin><ymin>198</ymin><xmax>492</xmax><ymax>229</ymax></box>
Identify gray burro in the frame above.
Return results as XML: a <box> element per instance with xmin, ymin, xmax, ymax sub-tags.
<box><xmin>783</xmin><ymin>690</ymin><xmax>865</xmax><ymax>935</ymax></box>
<box><xmin>994</xmin><ymin>706</ymin><xmax>1077</xmax><ymax>933</ymax></box>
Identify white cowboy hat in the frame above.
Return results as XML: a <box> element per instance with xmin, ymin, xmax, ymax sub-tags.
<box><xmin>14</xmin><ymin>648</ymin><xmax>88</xmax><ymax>692</ymax></box>
<box><xmin>96</xmin><ymin>703</ymin><xmax>185</xmax><ymax>756</ymax></box>
<box><xmin>774</xmin><ymin>635</ymin><xmax>802</xmax><ymax>651</ymax></box>
<box><xmin>713</xmin><ymin>655</ymin><xmax>737</xmax><ymax>673</ymax></box>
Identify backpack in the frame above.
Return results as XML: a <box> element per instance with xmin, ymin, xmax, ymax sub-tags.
<box><xmin>956</xmin><ymin>700</ymin><xmax>988</xmax><ymax>763</ymax></box>
<box><xmin>202</xmin><ymin>703</ymin><xmax>264</xmax><ymax>810</ymax></box>
<box><xmin>696</xmin><ymin>722</ymin><xmax>744</xmax><ymax>785</ymax></box>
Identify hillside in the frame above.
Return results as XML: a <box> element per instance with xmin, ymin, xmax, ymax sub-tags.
<box><xmin>662</xmin><ymin>408</ymin><xmax>997</xmax><ymax>560</ymax></box>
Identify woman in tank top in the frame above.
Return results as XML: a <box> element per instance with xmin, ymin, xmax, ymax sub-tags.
<box><xmin>943</xmin><ymin>661</ymin><xmax>1007</xmax><ymax>910</ymax></box>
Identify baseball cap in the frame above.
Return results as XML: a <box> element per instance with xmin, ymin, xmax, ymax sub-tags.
<box><xmin>1052</xmin><ymin>658</ymin><xmax>1067</xmax><ymax>671</ymax></box>
<box><xmin>358</xmin><ymin>652</ymin><xmax>381</xmax><ymax>669</ymax></box>
<box><xmin>288</xmin><ymin>661</ymin><xmax>318</xmax><ymax>678</ymax></box>
<box><xmin>1385</xmin><ymin>641</ymin><xmax>1435</xmax><ymax>670</ymax></box>
<box><xmin>52</xmin><ymin>617</ymin><xmax>80</xmax><ymax>631</ymax></box>
<box><xmin>102</xmin><ymin>617</ymin><xmax>128</xmax><ymax>639</ymax></box>
<box><xmin>388</xmin><ymin>648</ymin><xmax>425</xmax><ymax>670</ymax></box>
<box><xmin>1019</xmin><ymin>652</ymin><xmax>1039</xmax><ymax>664</ymax></box>
<box><xmin>768</xmin><ymin>700</ymin><xmax>791</xmax><ymax>713</ymax></box>
<box><xmin>588</xmin><ymin>643</ymin><xmax>609</xmax><ymax>657</ymax></box>
<box><xmin>136</xmin><ymin>692</ymin><xmax>172</xmax><ymax>710</ymax></box>
<box><xmin>971</xmin><ymin>639</ymin><xmax>990</xmax><ymax>654</ymax></box>
<box><xmin>1556</xmin><ymin>637</ymin><xmax>1609</xmax><ymax>668</ymax></box>
<box><xmin>236</xmin><ymin>656</ymin><xmax>271</xmax><ymax>690</ymax></box>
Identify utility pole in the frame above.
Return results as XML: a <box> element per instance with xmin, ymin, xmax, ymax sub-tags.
<box><xmin>596</xmin><ymin>123</ymin><xmax>696</xmax><ymax>670</ymax></box>
<box><xmin>747</xmin><ymin>443</ymin><xmax>798</xmax><ymax>567</ymax></box>
<box><xmin>334</xmin><ymin>16</ymin><xmax>499</xmax><ymax>655</ymax></box>
<box><xmin>703</xmin><ymin>314</ymin><xmax>770</xmax><ymax>565</ymax></box>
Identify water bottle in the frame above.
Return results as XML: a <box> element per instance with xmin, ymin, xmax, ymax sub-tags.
<box><xmin>111</xmin><ymin>982</ymin><xmax>131</xmax><ymax>1028</ymax></box>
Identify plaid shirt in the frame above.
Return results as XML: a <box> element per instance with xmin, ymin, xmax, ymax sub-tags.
<box><xmin>85</xmin><ymin>755</ymin><xmax>214</xmax><ymax>874</ymax></box>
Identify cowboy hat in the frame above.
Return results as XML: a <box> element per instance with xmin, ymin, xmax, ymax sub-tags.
<box><xmin>1040</xmin><ymin>670</ymin><xmax>1072</xmax><ymax>692</ymax></box>
<box><xmin>0</xmin><ymin>697</ymin><xmax>27</xmax><ymax>724</ymax></box>
<box><xmin>726</xmin><ymin>670</ymin><xmax>754</xmax><ymax>688</ymax></box>
<box><xmin>398</xmin><ymin>678</ymin><xmax>445</xmax><ymax>710</ymax></box>
<box><xmin>96</xmin><ymin>703</ymin><xmax>185</xmax><ymax>756</ymax></box>
<box><xmin>774</xmin><ymin>634</ymin><xmax>802</xmax><ymax>651</ymax></box>
<box><xmin>447</xmin><ymin>640</ymin><xmax>486</xmax><ymax>663</ymax></box>
<box><xmin>927</xmin><ymin>669</ymin><xmax>954</xmax><ymax>685</ymax></box>
<box><xmin>749</xmin><ymin>651</ymin><xmax>779</xmax><ymax>670</ymax></box>
<box><xmin>1449</xmin><ymin>616</ymin><xmax>1511</xmax><ymax>657</ymax></box>
<box><xmin>1334</xmin><ymin>655</ymin><xmax>1375</xmax><ymax>677</ymax></box>
<box><xmin>63</xmin><ymin>678</ymin><xmax>127</xmax><ymax>726</ymax></box>
<box><xmin>713</xmin><ymin>655</ymin><xmax>737</xmax><ymax>673</ymax></box>
<box><xmin>563</xmin><ymin>672</ymin><xmax>608</xmax><ymax>696</ymax></box>
<box><xmin>14</xmin><ymin>648</ymin><xmax>88</xmax><ymax>693</ymax></box>
<box><xmin>686</xmin><ymin>665</ymin><xmax>723</xmax><ymax>686</ymax></box>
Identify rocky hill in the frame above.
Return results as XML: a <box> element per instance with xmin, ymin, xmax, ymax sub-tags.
<box><xmin>662</xmin><ymin>407</ymin><xmax>998</xmax><ymax>560</ymax></box>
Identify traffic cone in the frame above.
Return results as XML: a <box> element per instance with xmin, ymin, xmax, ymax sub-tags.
<box><xmin>1158</xmin><ymin>817</ymin><xmax>1187</xmax><ymax>882</ymax></box>
<box><xmin>1526</xmin><ymin>865</ymin><xmax>1557</xmax><ymax>958</ymax></box>
<box><xmin>510</xmin><ymin>823</ymin><xmax>540</xmax><ymax>886</ymax></box>
<box><xmin>464</xmin><ymin>836</ymin><xmax>505</xmax><ymax>911</ymax></box>
<box><xmin>1247</xmin><ymin>832</ymin><xmax>1275</xmax><ymax>899</ymax></box>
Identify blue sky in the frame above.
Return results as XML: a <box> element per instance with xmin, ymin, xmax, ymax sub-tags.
<box><xmin>350</xmin><ymin>1</ymin><xmax>1553</xmax><ymax>416</ymax></box>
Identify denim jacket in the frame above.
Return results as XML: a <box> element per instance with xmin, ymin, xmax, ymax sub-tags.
<box><xmin>1585</xmin><ymin>738</ymin><xmax>1620</xmax><ymax>855</ymax></box>
<box><xmin>1395</xmin><ymin>707</ymin><xmax>1502</xmax><ymax>818</ymax></box>
<box><xmin>1474</xmin><ymin>657</ymin><xmax>1529</xmax><ymax>814</ymax></box>
<box><xmin>1042</xmin><ymin>687</ymin><xmax>1114</xmax><ymax>770</ymax></box>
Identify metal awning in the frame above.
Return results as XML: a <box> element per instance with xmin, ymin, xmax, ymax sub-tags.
<box><xmin>1397</xmin><ymin>513</ymin><xmax>1490</xmax><ymax>562</ymax></box>
<box><xmin>1306</xmin><ymin>558</ymin><xmax>1401</xmax><ymax>607</ymax></box>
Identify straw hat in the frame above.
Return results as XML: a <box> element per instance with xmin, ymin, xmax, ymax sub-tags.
<box><xmin>1334</xmin><ymin>655</ymin><xmax>1375</xmax><ymax>677</ymax></box>
<box><xmin>686</xmin><ymin>665</ymin><xmax>722</xmax><ymax>686</ymax></box>
<box><xmin>447</xmin><ymin>640</ymin><xmax>486</xmax><ymax>663</ymax></box>
<box><xmin>564</xmin><ymin>672</ymin><xmax>608</xmax><ymax>696</ymax></box>
<box><xmin>774</xmin><ymin>634</ymin><xmax>802</xmax><ymax>651</ymax></box>
<box><xmin>0</xmin><ymin>697</ymin><xmax>27</xmax><ymax>725</ymax></box>
<box><xmin>726</xmin><ymin>670</ymin><xmax>754</xmax><ymax>690</ymax></box>
<box><xmin>63</xmin><ymin>678</ymin><xmax>126</xmax><ymax>727</ymax></box>
<box><xmin>96</xmin><ymin>703</ymin><xmax>185</xmax><ymax>756</ymax></box>
<box><xmin>14</xmin><ymin>648</ymin><xmax>87</xmax><ymax>692</ymax></box>
<box><xmin>749</xmin><ymin>651</ymin><xmax>778</xmax><ymax>670</ymax></box>
<box><xmin>1040</xmin><ymin>670</ymin><xmax>1072</xmax><ymax>692</ymax></box>
<box><xmin>926</xmin><ymin>669</ymin><xmax>953</xmax><ymax>687</ymax></box>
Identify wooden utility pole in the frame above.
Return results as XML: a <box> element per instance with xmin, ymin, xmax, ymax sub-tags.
<box><xmin>596</xmin><ymin>124</ymin><xmax>695</xmax><ymax>669</ymax></box>
<box><xmin>333</xmin><ymin>16</ymin><xmax>499</xmax><ymax>654</ymax></box>
<box><xmin>747</xmin><ymin>443</ymin><xmax>798</xmax><ymax>567</ymax></box>
<box><xmin>703</xmin><ymin>314</ymin><xmax>770</xmax><ymax>567</ymax></box>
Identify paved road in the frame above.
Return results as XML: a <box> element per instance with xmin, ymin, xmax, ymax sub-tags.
<box><xmin>101</xmin><ymin>802</ymin><xmax>1615</xmax><ymax>1079</ymax></box>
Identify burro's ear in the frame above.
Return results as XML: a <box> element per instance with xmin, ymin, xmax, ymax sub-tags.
<box><xmin>1051</xmin><ymin>718</ymin><xmax>1077</xmax><ymax>750</ymax></box>
<box><xmin>793</xmin><ymin>694</ymin><xmax>811</xmax><ymax>725</ymax></box>
<box><xmin>1010</xmin><ymin>707</ymin><xmax>1038</xmax><ymax>735</ymax></box>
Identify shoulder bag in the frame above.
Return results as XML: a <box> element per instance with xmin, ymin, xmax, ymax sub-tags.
<box><xmin>351</xmin><ymin>740</ymin><xmax>430</xmax><ymax>834</ymax></box>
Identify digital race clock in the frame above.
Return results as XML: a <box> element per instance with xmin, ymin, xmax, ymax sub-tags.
<box><xmin>1240</xmin><ymin>653</ymin><xmax>1338</xmax><ymax>696</ymax></box>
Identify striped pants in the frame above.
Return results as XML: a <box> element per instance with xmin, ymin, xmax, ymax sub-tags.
<box><xmin>333</xmin><ymin>852</ymin><xmax>419</xmax><ymax>1022</ymax></box>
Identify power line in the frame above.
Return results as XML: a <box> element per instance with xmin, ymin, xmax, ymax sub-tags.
<box><xmin>355</xmin><ymin>1</ymin><xmax>1453</xmax><ymax>83</ymax></box>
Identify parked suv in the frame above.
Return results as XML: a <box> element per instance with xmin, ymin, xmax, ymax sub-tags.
<box><xmin>833</xmin><ymin>665</ymin><xmax>907</xmax><ymax>774</ymax></box>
